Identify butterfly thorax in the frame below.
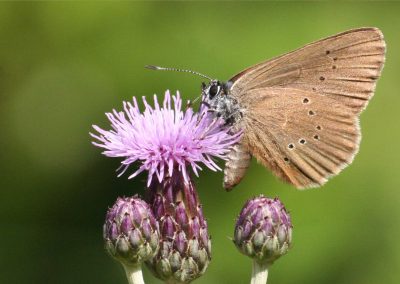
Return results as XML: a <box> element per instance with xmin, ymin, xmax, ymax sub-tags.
<box><xmin>202</xmin><ymin>80</ymin><xmax>243</xmax><ymax>126</ymax></box>
<box><xmin>201</xmin><ymin>80</ymin><xmax>250</xmax><ymax>191</ymax></box>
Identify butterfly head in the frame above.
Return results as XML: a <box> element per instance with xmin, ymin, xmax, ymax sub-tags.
<box><xmin>201</xmin><ymin>80</ymin><xmax>242</xmax><ymax>125</ymax></box>
<box><xmin>144</xmin><ymin>65</ymin><xmax>240</xmax><ymax>123</ymax></box>
<box><xmin>201</xmin><ymin>80</ymin><xmax>233</xmax><ymax>101</ymax></box>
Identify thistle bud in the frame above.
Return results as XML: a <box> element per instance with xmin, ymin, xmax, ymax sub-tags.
<box><xmin>146</xmin><ymin>173</ymin><xmax>211</xmax><ymax>283</ymax></box>
<box><xmin>234</xmin><ymin>195</ymin><xmax>292</xmax><ymax>265</ymax></box>
<box><xmin>104</xmin><ymin>196</ymin><xmax>160</xmax><ymax>266</ymax></box>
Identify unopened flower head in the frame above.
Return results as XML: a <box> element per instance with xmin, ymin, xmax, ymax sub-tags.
<box><xmin>234</xmin><ymin>195</ymin><xmax>292</xmax><ymax>265</ymax></box>
<box><xmin>104</xmin><ymin>196</ymin><xmax>160</xmax><ymax>266</ymax></box>
<box><xmin>91</xmin><ymin>91</ymin><xmax>241</xmax><ymax>186</ymax></box>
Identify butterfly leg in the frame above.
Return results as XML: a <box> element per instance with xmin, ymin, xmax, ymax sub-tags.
<box><xmin>185</xmin><ymin>99</ymin><xmax>192</xmax><ymax>110</ymax></box>
<box><xmin>200</xmin><ymin>101</ymin><xmax>211</xmax><ymax>108</ymax></box>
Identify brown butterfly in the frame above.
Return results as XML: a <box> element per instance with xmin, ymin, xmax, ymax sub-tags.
<box><xmin>149</xmin><ymin>27</ymin><xmax>386</xmax><ymax>190</ymax></box>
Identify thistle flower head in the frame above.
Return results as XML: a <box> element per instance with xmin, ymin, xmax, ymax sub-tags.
<box><xmin>91</xmin><ymin>91</ymin><xmax>241</xmax><ymax>186</ymax></box>
<box><xmin>104</xmin><ymin>196</ymin><xmax>160</xmax><ymax>266</ymax></box>
<box><xmin>234</xmin><ymin>195</ymin><xmax>292</xmax><ymax>265</ymax></box>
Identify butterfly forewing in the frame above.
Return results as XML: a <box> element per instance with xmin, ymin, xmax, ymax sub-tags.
<box><xmin>230</xmin><ymin>28</ymin><xmax>385</xmax><ymax>114</ymax></box>
<box><xmin>224</xmin><ymin>28</ymin><xmax>385</xmax><ymax>189</ymax></box>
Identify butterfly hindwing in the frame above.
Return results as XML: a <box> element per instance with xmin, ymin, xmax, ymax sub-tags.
<box><xmin>241</xmin><ymin>87</ymin><xmax>360</xmax><ymax>188</ymax></box>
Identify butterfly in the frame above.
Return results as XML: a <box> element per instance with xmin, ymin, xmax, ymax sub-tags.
<box><xmin>149</xmin><ymin>27</ymin><xmax>386</xmax><ymax>190</ymax></box>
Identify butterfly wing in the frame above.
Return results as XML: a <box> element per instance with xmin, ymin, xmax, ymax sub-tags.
<box><xmin>223</xmin><ymin>28</ymin><xmax>385</xmax><ymax>189</ymax></box>
<box><xmin>241</xmin><ymin>87</ymin><xmax>360</xmax><ymax>189</ymax></box>
<box><xmin>230</xmin><ymin>27</ymin><xmax>385</xmax><ymax>114</ymax></box>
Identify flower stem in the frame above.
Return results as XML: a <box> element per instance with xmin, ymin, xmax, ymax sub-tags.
<box><xmin>250</xmin><ymin>261</ymin><xmax>269</xmax><ymax>284</ymax></box>
<box><xmin>123</xmin><ymin>264</ymin><xmax>145</xmax><ymax>284</ymax></box>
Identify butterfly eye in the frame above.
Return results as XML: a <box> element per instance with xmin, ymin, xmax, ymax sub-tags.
<box><xmin>209</xmin><ymin>85</ymin><xmax>221</xmax><ymax>98</ymax></box>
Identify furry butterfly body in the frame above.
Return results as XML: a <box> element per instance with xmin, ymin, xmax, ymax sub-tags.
<box><xmin>201</xmin><ymin>27</ymin><xmax>386</xmax><ymax>190</ymax></box>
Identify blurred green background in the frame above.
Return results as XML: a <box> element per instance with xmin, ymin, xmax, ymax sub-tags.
<box><xmin>1</xmin><ymin>2</ymin><xmax>399</xmax><ymax>284</ymax></box>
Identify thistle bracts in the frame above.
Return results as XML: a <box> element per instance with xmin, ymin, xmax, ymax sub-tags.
<box><xmin>146</xmin><ymin>172</ymin><xmax>211</xmax><ymax>283</ymax></box>
<box><xmin>234</xmin><ymin>195</ymin><xmax>292</xmax><ymax>265</ymax></box>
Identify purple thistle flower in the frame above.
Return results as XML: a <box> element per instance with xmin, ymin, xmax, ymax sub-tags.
<box><xmin>92</xmin><ymin>90</ymin><xmax>241</xmax><ymax>283</ymax></box>
<box><xmin>91</xmin><ymin>91</ymin><xmax>241</xmax><ymax>186</ymax></box>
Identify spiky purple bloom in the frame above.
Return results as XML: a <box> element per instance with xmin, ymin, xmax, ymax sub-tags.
<box><xmin>234</xmin><ymin>195</ymin><xmax>292</xmax><ymax>265</ymax></box>
<box><xmin>104</xmin><ymin>196</ymin><xmax>160</xmax><ymax>265</ymax></box>
<box><xmin>91</xmin><ymin>91</ymin><xmax>241</xmax><ymax>186</ymax></box>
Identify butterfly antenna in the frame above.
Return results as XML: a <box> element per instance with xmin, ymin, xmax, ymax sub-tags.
<box><xmin>192</xmin><ymin>95</ymin><xmax>202</xmax><ymax>105</ymax></box>
<box><xmin>145</xmin><ymin>65</ymin><xmax>213</xmax><ymax>81</ymax></box>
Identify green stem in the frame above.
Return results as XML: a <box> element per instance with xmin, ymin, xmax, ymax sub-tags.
<box><xmin>123</xmin><ymin>264</ymin><xmax>145</xmax><ymax>284</ymax></box>
<box><xmin>250</xmin><ymin>261</ymin><xmax>269</xmax><ymax>284</ymax></box>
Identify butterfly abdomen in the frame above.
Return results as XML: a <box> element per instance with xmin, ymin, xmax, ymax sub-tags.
<box><xmin>223</xmin><ymin>142</ymin><xmax>251</xmax><ymax>191</ymax></box>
